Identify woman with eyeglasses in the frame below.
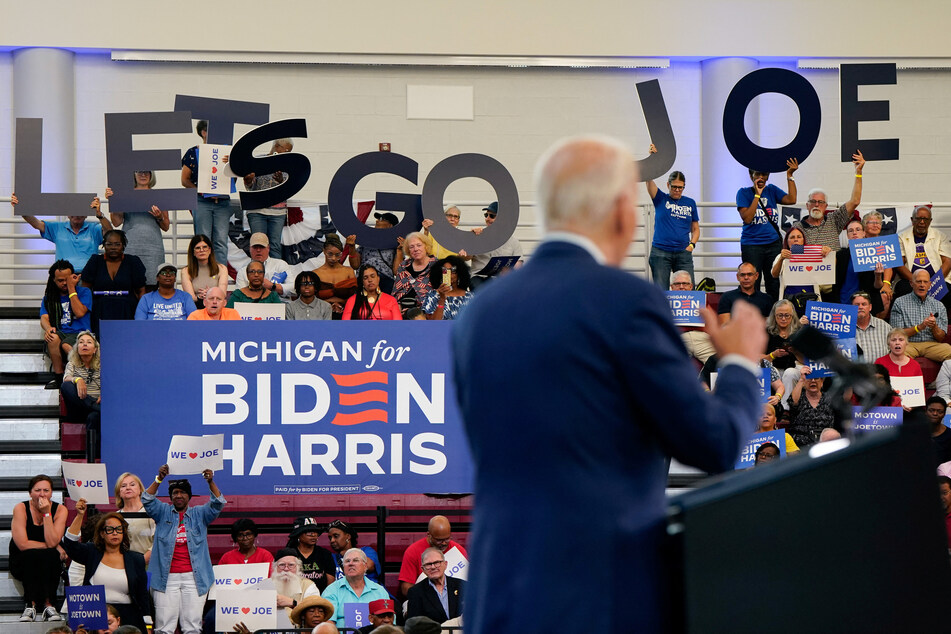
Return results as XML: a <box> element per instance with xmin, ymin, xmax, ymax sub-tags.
<box><xmin>645</xmin><ymin>145</ymin><xmax>699</xmax><ymax>290</ymax></box>
<box><xmin>326</xmin><ymin>520</ymin><xmax>382</xmax><ymax>583</ymax></box>
<box><xmin>393</xmin><ymin>231</ymin><xmax>436</xmax><ymax>313</ymax></box>
<box><xmin>100</xmin><ymin>173</ymin><xmax>170</xmax><ymax>292</ymax></box>
<box><xmin>219</xmin><ymin>519</ymin><xmax>274</xmax><ymax>568</ymax></box>
<box><xmin>765</xmin><ymin>300</ymin><xmax>803</xmax><ymax>409</ymax></box>
<box><xmin>61</xmin><ymin>500</ymin><xmax>150</xmax><ymax>632</ymax></box>
<box><xmin>313</xmin><ymin>235</ymin><xmax>357</xmax><ymax>319</ymax></box>
<box><xmin>771</xmin><ymin>225</ymin><xmax>831</xmax><ymax>300</ymax></box>
<box><xmin>343</xmin><ymin>265</ymin><xmax>402</xmax><ymax>320</ymax></box>
<box><xmin>828</xmin><ymin>219</ymin><xmax>885</xmax><ymax>314</ymax></box>
<box><xmin>788</xmin><ymin>365</ymin><xmax>836</xmax><ymax>448</ymax></box>
<box><xmin>422</xmin><ymin>255</ymin><xmax>474</xmax><ymax>320</ymax></box>
<box><xmin>81</xmin><ymin>229</ymin><xmax>146</xmax><ymax>338</ymax></box>
<box><xmin>181</xmin><ymin>234</ymin><xmax>229</xmax><ymax>308</ymax></box>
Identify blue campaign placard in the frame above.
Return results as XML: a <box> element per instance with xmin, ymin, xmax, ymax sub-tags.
<box><xmin>804</xmin><ymin>301</ymin><xmax>858</xmax><ymax>378</ymax></box>
<box><xmin>929</xmin><ymin>270</ymin><xmax>948</xmax><ymax>301</ymax></box>
<box><xmin>666</xmin><ymin>290</ymin><xmax>705</xmax><ymax>327</ymax></box>
<box><xmin>757</xmin><ymin>367</ymin><xmax>772</xmax><ymax>403</ymax></box>
<box><xmin>849</xmin><ymin>235</ymin><xmax>902</xmax><ymax>272</ymax></box>
<box><xmin>101</xmin><ymin>321</ymin><xmax>473</xmax><ymax>495</ymax></box>
<box><xmin>475</xmin><ymin>256</ymin><xmax>520</xmax><ymax>277</ymax></box>
<box><xmin>66</xmin><ymin>585</ymin><xmax>107</xmax><ymax>630</ymax></box>
<box><xmin>345</xmin><ymin>603</ymin><xmax>369</xmax><ymax>630</ymax></box>
<box><xmin>736</xmin><ymin>430</ymin><xmax>786</xmax><ymax>469</ymax></box>
<box><xmin>852</xmin><ymin>406</ymin><xmax>903</xmax><ymax>433</ymax></box>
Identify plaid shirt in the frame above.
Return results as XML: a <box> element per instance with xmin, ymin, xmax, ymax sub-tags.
<box><xmin>793</xmin><ymin>203</ymin><xmax>853</xmax><ymax>250</ymax></box>
<box><xmin>890</xmin><ymin>292</ymin><xmax>948</xmax><ymax>343</ymax></box>
<box><xmin>856</xmin><ymin>315</ymin><xmax>891</xmax><ymax>362</ymax></box>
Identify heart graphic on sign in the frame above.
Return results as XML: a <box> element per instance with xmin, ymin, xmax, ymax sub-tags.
<box><xmin>805</xmin><ymin>266</ymin><xmax>813</xmax><ymax>271</ymax></box>
<box><xmin>241</xmin><ymin>607</ymin><xmax>250</xmax><ymax>614</ymax></box>
<box><xmin>189</xmin><ymin>452</ymin><xmax>198</xmax><ymax>459</ymax></box>
<box><xmin>234</xmin><ymin>579</ymin><xmax>243</xmax><ymax>585</ymax></box>
<box><xmin>75</xmin><ymin>481</ymin><xmax>83</xmax><ymax>487</ymax></box>
<box><xmin>211</xmin><ymin>166</ymin><xmax>218</xmax><ymax>174</ymax></box>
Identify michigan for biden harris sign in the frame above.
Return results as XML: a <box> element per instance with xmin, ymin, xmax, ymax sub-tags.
<box><xmin>100</xmin><ymin>321</ymin><xmax>472</xmax><ymax>494</ymax></box>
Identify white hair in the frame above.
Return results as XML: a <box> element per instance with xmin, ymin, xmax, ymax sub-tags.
<box><xmin>343</xmin><ymin>547</ymin><xmax>367</xmax><ymax>564</ymax></box>
<box><xmin>271</xmin><ymin>138</ymin><xmax>294</xmax><ymax>151</ymax></box>
<box><xmin>806</xmin><ymin>187</ymin><xmax>827</xmax><ymax>201</ymax></box>
<box><xmin>534</xmin><ymin>135</ymin><xmax>636</xmax><ymax>233</ymax></box>
<box><xmin>863</xmin><ymin>210</ymin><xmax>883</xmax><ymax>223</ymax></box>
<box><xmin>670</xmin><ymin>270</ymin><xmax>692</xmax><ymax>285</ymax></box>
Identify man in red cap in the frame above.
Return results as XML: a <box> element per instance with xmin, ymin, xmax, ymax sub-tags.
<box><xmin>359</xmin><ymin>598</ymin><xmax>396</xmax><ymax>633</ymax></box>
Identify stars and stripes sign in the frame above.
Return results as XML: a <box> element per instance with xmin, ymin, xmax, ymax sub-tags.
<box><xmin>790</xmin><ymin>244</ymin><xmax>825</xmax><ymax>262</ymax></box>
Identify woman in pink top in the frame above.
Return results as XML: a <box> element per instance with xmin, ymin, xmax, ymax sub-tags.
<box><xmin>875</xmin><ymin>328</ymin><xmax>923</xmax><ymax>378</ymax></box>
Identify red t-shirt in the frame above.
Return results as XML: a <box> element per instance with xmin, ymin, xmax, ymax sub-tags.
<box><xmin>874</xmin><ymin>355</ymin><xmax>923</xmax><ymax>378</ymax></box>
<box><xmin>397</xmin><ymin>538</ymin><xmax>467</xmax><ymax>584</ymax></box>
<box><xmin>219</xmin><ymin>547</ymin><xmax>275</xmax><ymax>572</ymax></box>
<box><xmin>169</xmin><ymin>512</ymin><xmax>193</xmax><ymax>573</ymax></box>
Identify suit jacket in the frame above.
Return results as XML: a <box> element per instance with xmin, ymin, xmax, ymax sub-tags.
<box><xmin>406</xmin><ymin>575</ymin><xmax>464</xmax><ymax>622</ymax></box>
<box><xmin>59</xmin><ymin>536</ymin><xmax>150</xmax><ymax>619</ymax></box>
<box><xmin>827</xmin><ymin>248</ymin><xmax>884</xmax><ymax>314</ymax></box>
<box><xmin>451</xmin><ymin>239</ymin><xmax>761</xmax><ymax>634</ymax></box>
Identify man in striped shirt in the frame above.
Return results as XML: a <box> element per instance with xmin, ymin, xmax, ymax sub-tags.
<box><xmin>793</xmin><ymin>150</ymin><xmax>866</xmax><ymax>250</ymax></box>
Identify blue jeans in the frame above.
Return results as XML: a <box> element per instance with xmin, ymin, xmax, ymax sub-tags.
<box><xmin>247</xmin><ymin>211</ymin><xmax>286</xmax><ymax>260</ymax></box>
<box><xmin>649</xmin><ymin>246</ymin><xmax>694</xmax><ymax>289</ymax></box>
<box><xmin>741</xmin><ymin>239</ymin><xmax>782</xmax><ymax>301</ymax></box>
<box><xmin>193</xmin><ymin>196</ymin><xmax>232</xmax><ymax>267</ymax></box>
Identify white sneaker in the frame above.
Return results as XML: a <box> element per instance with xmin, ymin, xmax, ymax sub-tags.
<box><xmin>19</xmin><ymin>606</ymin><xmax>35</xmax><ymax>622</ymax></box>
<box><xmin>42</xmin><ymin>605</ymin><xmax>62</xmax><ymax>621</ymax></box>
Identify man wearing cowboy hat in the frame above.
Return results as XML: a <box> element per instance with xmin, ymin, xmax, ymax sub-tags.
<box><xmin>358</xmin><ymin>598</ymin><xmax>396</xmax><ymax>633</ymax></box>
<box><xmin>406</xmin><ymin>547</ymin><xmax>465</xmax><ymax>623</ymax></box>
<box><xmin>289</xmin><ymin>595</ymin><xmax>335</xmax><ymax>630</ymax></box>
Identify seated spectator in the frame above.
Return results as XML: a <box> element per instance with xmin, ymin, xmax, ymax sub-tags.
<box><xmin>937</xmin><ymin>476</ymin><xmax>951</xmax><ymax>548</ymax></box>
<box><xmin>327</xmin><ymin>520</ymin><xmax>382</xmax><ymax>583</ymax></box>
<box><xmin>890</xmin><ymin>269</ymin><xmax>951</xmax><ymax>362</ymax></box>
<box><xmin>393</xmin><ymin>232</ymin><xmax>436</xmax><ymax>313</ymax></box>
<box><xmin>289</xmin><ymin>595</ymin><xmax>335</xmax><ymax>630</ymax></box>
<box><xmin>286</xmin><ymin>516</ymin><xmax>335</xmax><ymax>591</ymax></box>
<box><xmin>853</xmin><ymin>291</ymin><xmax>890</xmax><ymax>363</ymax></box>
<box><xmin>343</xmin><ymin>265</ymin><xmax>402</xmax><ymax>321</ymax></box>
<box><xmin>314</xmin><ymin>235</ymin><xmax>357</xmax><ymax>318</ymax></box>
<box><xmin>765</xmin><ymin>299</ymin><xmax>802</xmax><ymax>408</ymax></box>
<box><xmin>271</xmin><ymin>548</ymin><xmax>320</xmax><ymax>622</ymax></box>
<box><xmin>875</xmin><ymin>329</ymin><xmax>923</xmax><ymax>378</ymax></box>
<box><xmin>187</xmin><ymin>287</ymin><xmax>240</xmax><ymax>321</ymax></box>
<box><xmin>358</xmin><ymin>598</ymin><xmax>396</xmax><ymax>634</ymax></box>
<box><xmin>9</xmin><ymin>474</ymin><xmax>67</xmax><ymax>623</ymax></box>
<box><xmin>346</xmin><ymin>212</ymin><xmax>402</xmax><ymax>295</ymax></box>
<box><xmin>406</xmin><ymin>547</ymin><xmax>465</xmax><ymax>623</ymax></box>
<box><xmin>219</xmin><ymin>519</ymin><xmax>274</xmax><ymax>567</ymax></box>
<box><xmin>113</xmin><ymin>473</ymin><xmax>154</xmax><ymax>566</ymax></box>
<box><xmin>404</xmin><ymin>616</ymin><xmax>443</xmax><ymax>634</ymax></box>
<box><xmin>717</xmin><ymin>262</ymin><xmax>774</xmax><ymax>323</ymax></box>
<box><xmin>60</xmin><ymin>500</ymin><xmax>149</xmax><ymax>632</ymax></box>
<box><xmin>234</xmin><ymin>232</ymin><xmax>295</xmax><ymax>299</ymax></box>
<box><xmin>469</xmin><ymin>201</ymin><xmax>524</xmax><ymax>289</ymax></box>
<box><xmin>398</xmin><ymin>515</ymin><xmax>467</xmax><ymax>601</ymax></box>
<box><xmin>134</xmin><ymin>264</ymin><xmax>196</xmax><ymax>321</ymax></box>
<box><xmin>818</xmin><ymin>428</ymin><xmax>842</xmax><ymax>442</ymax></box>
<box><xmin>322</xmin><ymin>548</ymin><xmax>389</xmax><ymax>629</ymax></box>
<box><xmin>40</xmin><ymin>260</ymin><xmax>92</xmax><ymax>389</ymax></box>
<box><xmin>105</xmin><ymin>175</ymin><xmax>170</xmax><ymax>292</ymax></box>
<box><xmin>422</xmin><ymin>255</ymin><xmax>474</xmax><ymax>320</ymax></box>
<box><xmin>243</xmin><ymin>139</ymin><xmax>293</xmax><ymax>260</ymax></box>
<box><xmin>926</xmin><ymin>397</ymin><xmax>951</xmax><ymax>467</ymax></box>
<box><xmin>404</xmin><ymin>307</ymin><xmax>427</xmax><ymax>321</ymax></box>
<box><xmin>81</xmin><ymin>229</ymin><xmax>146</xmax><ymax>337</ymax></box>
<box><xmin>830</xmin><ymin>220</ymin><xmax>884</xmax><ymax>310</ymax></box>
<box><xmin>770</xmin><ymin>226</ymin><xmax>829</xmax><ymax>299</ymax></box>
<box><xmin>753</xmin><ymin>442</ymin><xmax>781</xmax><ymax>466</ymax></box>
<box><xmin>756</xmin><ymin>403</ymin><xmax>799</xmax><ymax>454</ymax></box>
<box><xmin>893</xmin><ymin>204</ymin><xmax>951</xmax><ymax>311</ymax></box>
<box><xmin>286</xmin><ymin>271</ymin><xmax>332</xmax><ymax>321</ymax></box>
<box><xmin>181</xmin><ymin>234</ymin><xmax>229</xmax><ymax>309</ymax></box>
<box><xmin>788</xmin><ymin>366</ymin><xmax>835</xmax><ymax>448</ymax></box>
<box><xmin>228</xmin><ymin>260</ymin><xmax>283</xmax><ymax>307</ymax></box>
<box><xmin>853</xmin><ymin>364</ymin><xmax>905</xmax><ymax>409</ymax></box>
<box><xmin>670</xmin><ymin>271</ymin><xmax>715</xmax><ymax>364</ymax></box>
<box><xmin>60</xmin><ymin>331</ymin><xmax>102</xmax><ymax>453</ymax></box>
<box><xmin>14</xmin><ymin>193</ymin><xmax>112</xmax><ymax>273</ymax></box>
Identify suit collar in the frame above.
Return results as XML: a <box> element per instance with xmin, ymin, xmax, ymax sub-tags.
<box><xmin>540</xmin><ymin>232</ymin><xmax>608</xmax><ymax>265</ymax></box>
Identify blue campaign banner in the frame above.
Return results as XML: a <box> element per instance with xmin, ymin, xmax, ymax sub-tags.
<box><xmin>345</xmin><ymin>603</ymin><xmax>369</xmax><ymax>630</ymax></box>
<box><xmin>101</xmin><ymin>321</ymin><xmax>473</xmax><ymax>495</ymax></box>
<box><xmin>849</xmin><ymin>235</ymin><xmax>902</xmax><ymax>272</ymax></box>
<box><xmin>804</xmin><ymin>301</ymin><xmax>858</xmax><ymax>378</ymax></box>
<box><xmin>757</xmin><ymin>367</ymin><xmax>772</xmax><ymax>403</ymax></box>
<box><xmin>929</xmin><ymin>269</ymin><xmax>948</xmax><ymax>301</ymax></box>
<box><xmin>665</xmin><ymin>290</ymin><xmax>705</xmax><ymax>327</ymax></box>
<box><xmin>852</xmin><ymin>406</ymin><xmax>903</xmax><ymax>433</ymax></box>
<box><xmin>735</xmin><ymin>430</ymin><xmax>786</xmax><ymax>469</ymax></box>
<box><xmin>66</xmin><ymin>585</ymin><xmax>107</xmax><ymax>630</ymax></box>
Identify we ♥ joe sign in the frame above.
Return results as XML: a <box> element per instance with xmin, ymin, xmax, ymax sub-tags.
<box><xmin>167</xmin><ymin>434</ymin><xmax>225</xmax><ymax>475</ymax></box>
<box><xmin>216</xmin><ymin>587</ymin><xmax>277</xmax><ymax>632</ymax></box>
<box><xmin>62</xmin><ymin>461</ymin><xmax>110</xmax><ymax>505</ymax></box>
<box><xmin>208</xmin><ymin>563</ymin><xmax>271</xmax><ymax>600</ymax></box>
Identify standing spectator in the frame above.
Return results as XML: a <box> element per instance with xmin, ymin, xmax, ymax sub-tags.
<box><xmin>322</xmin><ymin>549</ymin><xmax>389</xmax><ymax>629</ymax></box>
<box><xmin>227</xmin><ymin>261</ymin><xmax>283</xmax><ymax>308</ymax></box>
<box><xmin>405</xmin><ymin>547</ymin><xmax>465</xmax><ymax>623</ymax></box>
<box><xmin>187</xmin><ymin>287</ymin><xmax>240</xmax><ymax>321</ymax></box>
<box><xmin>81</xmin><ymin>229</ymin><xmax>146</xmax><ymax>337</ymax></box>
<box><xmin>421</xmin><ymin>256</ymin><xmax>474</xmax><ymax>320</ymax></box>
<box><xmin>874</xmin><ymin>328</ymin><xmax>924</xmax><ymax>378</ymax></box>
<box><xmin>40</xmin><ymin>260</ymin><xmax>92</xmax><ymax>389</ymax></box>
<box><xmin>645</xmin><ymin>145</ymin><xmax>699</xmax><ymax>289</ymax></box>
<box><xmin>717</xmin><ymin>262</ymin><xmax>774</xmax><ymax>323</ymax></box>
<box><xmin>788</xmin><ymin>366</ymin><xmax>835</xmax><ymax>448</ymax></box>
<box><xmin>468</xmin><ymin>201</ymin><xmax>523</xmax><ymax>289</ymax></box>
<box><xmin>342</xmin><ymin>265</ymin><xmax>402</xmax><ymax>321</ymax></box>
<box><xmin>313</xmin><ymin>235</ymin><xmax>357</xmax><ymax>318</ymax></box>
<box><xmin>326</xmin><ymin>520</ymin><xmax>382</xmax><ymax>583</ymax></box>
<box><xmin>114</xmin><ymin>473</ymin><xmax>154</xmax><ymax>566</ymax></box>
<box><xmin>13</xmin><ymin>193</ymin><xmax>113</xmax><ymax>273</ymax></box>
<box><xmin>60</xmin><ymin>331</ymin><xmax>102</xmax><ymax>456</ymax></box>
<box><xmin>105</xmin><ymin>172</ymin><xmax>170</xmax><ymax>290</ymax></box>
<box><xmin>181</xmin><ymin>234</ymin><xmax>229</xmax><ymax>309</ymax></box>
<box><xmin>736</xmin><ymin>160</ymin><xmax>799</xmax><ymax>299</ymax></box>
<box><xmin>234</xmin><ymin>232</ymin><xmax>295</xmax><ymax>299</ymax></box>
<box><xmin>286</xmin><ymin>516</ymin><xmax>335</xmax><ymax>591</ymax></box>
<box><xmin>219</xmin><ymin>519</ymin><xmax>274</xmax><ymax>567</ymax></box>
<box><xmin>143</xmin><ymin>465</ymin><xmax>225</xmax><ymax>634</ymax></box>
<box><xmin>393</xmin><ymin>232</ymin><xmax>436</xmax><ymax>313</ymax></box>
<box><xmin>286</xmin><ymin>271</ymin><xmax>333</xmax><ymax>321</ymax></box>
<box><xmin>829</xmin><ymin>220</ymin><xmax>884</xmax><ymax>309</ymax></box>
<box><xmin>889</xmin><ymin>269</ymin><xmax>951</xmax><ymax>362</ymax></box>
<box><xmin>792</xmin><ymin>151</ymin><xmax>865</xmax><ymax>250</ymax></box>
<box><xmin>9</xmin><ymin>474</ymin><xmax>67</xmax><ymax>623</ymax></box>
<box><xmin>243</xmin><ymin>138</ymin><xmax>293</xmax><ymax>259</ymax></box>
<box><xmin>181</xmin><ymin>120</ymin><xmax>232</xmax><ymax>267</ymax></box>
<box><xmin>135</xmin><ymin>264</ymin><xmax>197</xmax><ymax>321</ymax></box>
<box><xmin>852</xmin><ymin>291</ymin><xmax>891</xmax><ymax>364</ymax></box>
<box><xmin>346</xmin><ymin>212</ymin><xmax>403</xmax><ymax>294</ymax></box>
<box><xmin>397</xmin><ymin>515</ymin><xmax>467</xmax><ymax>601</ymax></box>
<box><xmin>60</xmin><ymin>501</ymin><xmax>150</xmax><ymax>631</ymax></box>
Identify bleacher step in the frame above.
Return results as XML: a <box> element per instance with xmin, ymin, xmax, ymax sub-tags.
<box><xmin>0</xmin><ymin>420</ymin><xmax>59</xmax><ymax>442</ymax></box>
<box><xmin>0</xmin><ymin>341</ymin><xmax>43</xmax><ymax>354</ymax></box>
<box><xmin>0</xmin><ymin>321</ymin><xmax>40</xmax><ymax>340</ymax></box>
<box><xmin>0</xmin><ymin>456</ymin><xmax>63</xmax><ymax>478</ymax></box>
<box><xmin>0</xmin><ymin>355</ymin><xmax>46</xmax><ymax>374</ymax></box>
<box><xmin>0</xmin><ymin>387</ymin><xmax>58</xmax><ymax>408</ymax></box>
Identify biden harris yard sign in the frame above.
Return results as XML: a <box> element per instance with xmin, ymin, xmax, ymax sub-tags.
<box><xmin>101</xmin><ymin>321</ymin><xmax>472</xmax><ymax>494</ymax></box>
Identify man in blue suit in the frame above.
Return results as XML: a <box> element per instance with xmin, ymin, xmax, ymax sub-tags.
<box><xmin>451</xmin><ymin>136</ymin><xmax>767</xmax><ymax>633</ymax></box>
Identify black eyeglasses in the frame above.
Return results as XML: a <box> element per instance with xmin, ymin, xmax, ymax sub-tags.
<box><xmin>299</xmin><ymin>281</ymin><xmax>315</xmax><ymax>286</ymax></box>
<box><xmin>421</xmin><ymin>560</ymin><xmax>446</xmax><ymax>569</ymax></box>
<box><xmin>102</xmin><ymin>526</ymin><xmax>124</xmax><ymax>535</ymax></box>
<box><xmin>442</xmin><ymin>266</ymin><xmax>457</xmax><ymax>273</ymax></box>
<box><xmin>158</xmin><ymin>270</ymin><xmax>176</xmax><ymax>276</ymax></box>
<box><xmin>669</xmin><ymin>185</ymin><xmax>684</xmax><ymax>191</ymax></box>
<box><xmin>913</xmin><ymin>216</ymin><xmax>932</xmax><ymax>223</ymax></box>
<box><xmin>484</xmin><ymin>212</ymin><xmax>497</xmax><ymax>219</ymax></box>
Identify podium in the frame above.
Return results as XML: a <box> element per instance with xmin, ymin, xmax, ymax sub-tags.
<box><xmin>667</xmin><ymin>422</ymin><xmax>951</xmax><ymax>633</ymax></box>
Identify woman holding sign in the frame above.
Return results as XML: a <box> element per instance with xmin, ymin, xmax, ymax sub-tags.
<box><xmin>61</xmin><ymin>501</ymin><xmax>149</xmax><ymax>632</ymax></box>
<box><xmin>788</xmin><ymin>366</ymin><xmax>836</xmax><ymax>447</ymax></box>
<box><xmin>829</xmin><ymin>220</ymin><xmax>885</xmax><ymax>313</ymax></box>
<box><xmin>875</xmin><ymin>329</ymin><xmax>924</xmax><ymax>379</ymax></box>
<box><xmin>771</xmin><ymin>226</ymin><xmax>831</xmax><ymax>301</ymax></box>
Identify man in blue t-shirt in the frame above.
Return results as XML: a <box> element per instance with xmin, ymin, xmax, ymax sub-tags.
<box><xmin>39</xmin><ymin>260</ymin><xmax>93</xmax><ymax>388</ymax></box>
<box><xmin>13</xmin><ymin>193</ymin><xmax>113</xmax><ymax>273</ymax></box>
<box><xmin>736</xmin><ymin>160</ymin><xmax>799</xmax><ymax>300</ymax></box>
<box><xmin>135</xmin><ymin>263</ymin><xmax>197</xmax><ymax>321</ymax></box>
<box><xmin>645</xmin><ymin>144</ymin><xmax>699</xmax><ymax>289</ymax></box>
